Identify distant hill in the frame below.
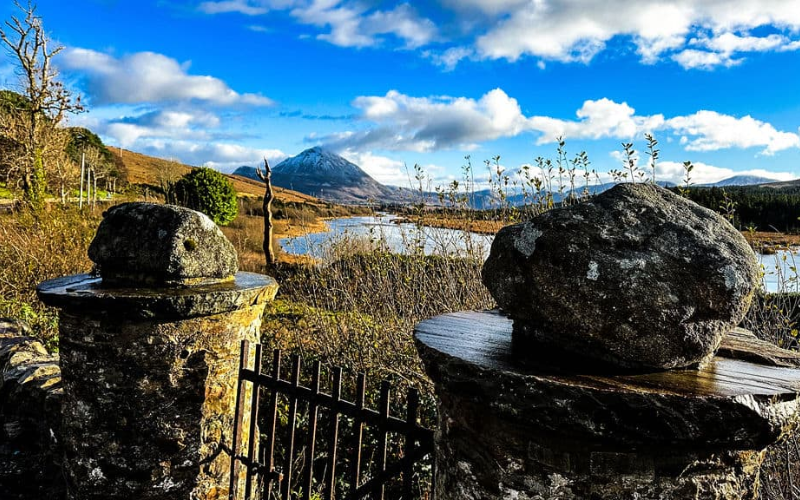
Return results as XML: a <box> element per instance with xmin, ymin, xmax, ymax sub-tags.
<box><xmin>701</xmin><ymin>175</ymin><xmax>780</xmax><ymax>187</ymax></box>
<box><xmin>269</xmin><ymin>147</ymin><xmax>397</xmax><ymax>203</ymax></box>
<box><xmin>111</xmin><ymin>148</ymin><xmax>320</xmax><ymax>204</ymax></box>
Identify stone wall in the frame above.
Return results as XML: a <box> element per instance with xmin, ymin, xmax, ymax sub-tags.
<box><xmin>0</xmin><ymin>319</ymin><xmax>64</xmax><ymax>500</ymax></box>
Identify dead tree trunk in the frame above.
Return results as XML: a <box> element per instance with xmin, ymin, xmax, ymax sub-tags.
<box><xmin>256</xmin><ymin>157</ymin><xmax>276</xmax><ymax>270</ymax></box>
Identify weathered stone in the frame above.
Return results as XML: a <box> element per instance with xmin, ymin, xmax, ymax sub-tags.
<box><xmin>414</xmin><ymin>311</ymin><xmax>800</xmax><ymax>500</ymax></box>
<box><xmin>482</xmin><ymin>183</ymin><xmax>760</xmax><ymax>371</ymax></box>
<box><xmin>0</xmin><ymin>319</ymin><xmax>64</xmax><ymax>500</ymax></box>
<box><xmin>37</xmin><ymin>273</ymin><xmax>277</xmax><ymax>500</ymax></box>
<box><xmin>88</xmin><ymin>203</ymin><xmax>238</xmax><ymax>286</ymax></box>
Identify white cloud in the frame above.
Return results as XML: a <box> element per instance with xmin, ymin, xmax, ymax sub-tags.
<box><xmin>459</xmin><ymin>0</ymin><xmax>800</xmax><ymax>67</ymax></box>
<box><xmin>137</xmin><ymin>139</ymin><xmax>287</xmax><ymax>171</ymax></box>
<box><xmin>60</xmin><ymin>48</ymin><xmax>273</xmax><ymax>106</ymax></box>
<box><xmin>292</xmin><ymin>1</ymin><xmax>436</xmax><ymax>49</ymax></box>
<box><xmin>425</xmin><ymin>46</ymin><xmax>474</xmax><ymax>71</ymax></box>
<box><xmin>655</xmin><ymin>161</ymin><xmax>796</xmax><ymax>185</ymax></box>
<box><xmin>98</xmin><ymin>109</ymin><xmax>222</xmax><ymax>148</ymax></box>
<box><xmin>666</xmin><ymin>111</ymin><xmax>800</xmax><ymax>155</ymax></box>
<box><xmin>319</xmin><ymin>89</ymin><xmax>800</xmax><ymax>158</ymax></box>
<box><xmin>529</xmin><ymin>98</ymin><xmax>665</xmax><ymax>143</ymax></box>
<box><xmin>320</xmin><ymin>88</ymin><xmax>530</xmax><ymax>152</ymax></box>
<box><xmin>339</xmin><ymin>150</ymin><xmax>409</xmax><ymax>185</ymax></box>
<box><xmin>198</xmin><ymin>0</ymin><xmax>269</xmax><ymax>15</ymax></box>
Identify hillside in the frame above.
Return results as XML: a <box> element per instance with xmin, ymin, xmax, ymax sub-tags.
<box><xmin>111</xmin><ymin>148</ymin><xmax>322</xmax><ymax>204</ymax></box>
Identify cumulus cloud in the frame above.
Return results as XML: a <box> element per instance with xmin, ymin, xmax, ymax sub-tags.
<box><xmin>60</xmin><ymin>48</ymin><xmax>272</xmax><ymax>106</ymax></box>
<box><xmin>136</xmin><ymin>139</ymin><xmax>287</xmax><ymax>171</ymax></box>
<box><xmin>530</xmin><ymin>98</ymin><xmax>665</xmax><ymax>143</ymax></box>
<box><xmin>319</xmin><ymin>89</ymin><xmax>800</xmax><ymax>158</ymax></box>
<box><xmin>199</xmin><ymin>0</ymin><xmax>436</xmax><ymax>49</ymax></box>
<box><xmin>454</xmin><ymin>0</ymin><xmax>800</xmax><ymax>68</ymax></box>
<box><xmin>339</xmin><ymin>149</ymin><xmax>409</xmax><ymax>185</ymax></box>
<box><xmin>320</xmin><ymin>88</ymin><xmax>530</xmax><ymax>152</ymax></box>
<box><xmin>666</xmin><ymin>111</ymin><xmax>800</xmax><ymax>155</ymax></box>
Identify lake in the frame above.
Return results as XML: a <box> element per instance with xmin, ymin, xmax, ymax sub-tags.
<box><xmin>279</xmin><ymin>214</ymin><xmax>493</xmax><ymax>259</ymax></box>
<box><xmin>280</xmin><ymin>216</ymin><xmax>798</xmax><ymax>293</ymax></box>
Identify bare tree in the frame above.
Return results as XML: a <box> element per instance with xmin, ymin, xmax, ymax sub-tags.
<box><xmin>0</xmin><ymin>1</ymin><xmax>83</xmax><ymax>209</ymax></box>
<box><xmin>256</xmin><ymin>158</ymin><xmax>276</xmax><ymax>269</ymax></box>
<box><xmin>157</xmin><ymin>159</ymin><xmax>185</xmax><ymax>205</ymax></box>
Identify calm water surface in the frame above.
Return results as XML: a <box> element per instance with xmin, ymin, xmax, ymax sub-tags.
<box><xmin>280</xmin><ymin>215</ymin><xmax>797</xmax><ymax>293</ymax></box>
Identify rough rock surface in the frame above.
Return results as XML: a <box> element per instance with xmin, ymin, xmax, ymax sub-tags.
<box><xmin>37</xmin><ymin>273</ymin><xmax>277</xmax><ymax>500</ymax></box>
<box><xmin>88</xmin><ymin>202</ymin><xmax>238</xmax><ymax>286</ymax></box>
<box><xmin>414</xmin><ymin>310</ymin><xmax>800</xmax><ymax>500</ymax></box>
<box><xmin>482</xmin><ymin>183</ymin><xmax>760</xmax><ymax>371</ymax></box>
<box><xmin>0</xmin><ymin>320</ymin><xmax>64</xmax><ymax>500</ymax></box>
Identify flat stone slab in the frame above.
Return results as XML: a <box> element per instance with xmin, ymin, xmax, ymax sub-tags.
<box><xmin>414</xmin><ymin>310</ymin><xmax>800</xmax><ymax>451</ymax></box>
<box><xmin>37</xmin><ymin>272</ymin><xmax>278</xmax><ymax>320</ymax></box>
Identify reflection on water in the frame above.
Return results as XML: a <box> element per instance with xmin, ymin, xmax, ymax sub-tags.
<box><xmin>281</xmin><ymin>215</ymin><xmax>799</xmax><ymax>294</ymax></box>
<box><xmin>279</xmin><ymin>214</ymin><xmax>493</xmax><ymax>259</ymax></box>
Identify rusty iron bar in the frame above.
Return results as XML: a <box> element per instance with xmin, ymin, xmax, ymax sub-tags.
<box><xmin>228</xmin><ymin>340</ymin><xmax>250</xmax><ymax>500</ymax></box>
<box><xmin>302</xmin><ymin>361</ymin><xmax>321</xmax><ymax>500</ymax></box>
<box><xmin>376</xmin><ymin>381</ymin><xmax>391</xmax><ymax>500</ymax></box>
<box><xmin>232</xmin><ymin>345</ymin><xmax>436</xmax><ymax>500</ymax></box>
<box><xmin>263</xmin><ymin>349</ymin><xmax>282</xmax><ymax>499</ymax></box>
<box><xmin>403</xmin><ymin>389</ymin><xmax>419</xmax><ymax>499</ymax></box>
<box><xmin>324</xmin><ymin>367</ymin><xmax>342</xmax><ymax>500</ymax></box>
<box><xmin>243</xmin><ymin>344</ymin><xmax>263</xmax><ymax>499</ymax></box>
<box><xmin>281</xmin><ymin>355</ymin><xmax>302</xmax><ymax>500</ymax></box>
<box><xmin>350</xmin><ymin>373</ymin><xmax>366</xmax><ymax>498</ymax></box>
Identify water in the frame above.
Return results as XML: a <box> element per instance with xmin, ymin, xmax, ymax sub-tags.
<box><xmin>279</xmin><ymin>214</ymin><xmax>493</xmax><ymax>259</ymax></box>
<box><xmin>281</xmin><ymin>215</ymin><xmax>798</xmax><ymax>294</ymax></box>
<box><xmin>759</xmin><ymin>250</ymin><xmax>800</xmax><ymax>293</ymax></box>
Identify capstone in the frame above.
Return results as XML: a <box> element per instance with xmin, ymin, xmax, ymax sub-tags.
<box><xmin>87</xmin><ymin>202</ymin><xmax>238</xmax><ymax>286</ymax></box>
<box><xmin>481</xmin><ymin>183</ymin><xmax>760</xmax><ymax>371</ymax></box>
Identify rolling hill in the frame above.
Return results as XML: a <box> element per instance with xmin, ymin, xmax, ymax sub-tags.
<box><xmin>111</xmin><ymin>148</ymin><xmax>322</xmax><ymax>205</ymax></box>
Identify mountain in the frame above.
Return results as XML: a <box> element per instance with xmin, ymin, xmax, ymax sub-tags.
<box><xmin>270</xmin><ymin>147</ymin><xmax>395</xmax><ymax>203</ymax></box>
<box><xmin>232</xmin><ymin>165</ymin><xmax>260</xmax><ymax>181</ymax></box>
<box><xmin>703</xmin><ymin>175</ymin><xmax>780</xmax><ymax>187</ymax></box>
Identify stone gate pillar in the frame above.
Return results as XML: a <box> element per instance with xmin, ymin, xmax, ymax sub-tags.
<box><xmin>415</xmin><ymin>184</ymin><xmax>800</xmax><ymax>499</ymax></box>
<box><xmin>37</xmin><ymin>203</ymin><xmax>277</xmax><ymax>500</ymax></box>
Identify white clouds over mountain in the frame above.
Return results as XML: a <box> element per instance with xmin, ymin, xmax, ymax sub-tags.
<box><xmin>318</xmin><ymin>89</ymin><xmax>800</xmax><ymax>157</ymax></box>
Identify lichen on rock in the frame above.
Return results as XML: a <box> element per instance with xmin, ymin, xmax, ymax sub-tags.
<box><xmin>87</xmin><ymin>203</ymin><xmax>238</xmax><ymax>287</ymax></box>
<box><xmin>482</xmin><ymin>183</ymin><xmax>760</xmax><ymax>371</ymax></box>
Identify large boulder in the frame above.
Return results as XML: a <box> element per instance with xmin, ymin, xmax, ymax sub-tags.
<box><xmin>482</xmin><ymin>183</ymin><xmax>760</xmax><ymax>371</ymax></box>
<box><xmin>88</xmin><ymin>202</ymin><xmax>238</xmax><ymax>286</ymax></box>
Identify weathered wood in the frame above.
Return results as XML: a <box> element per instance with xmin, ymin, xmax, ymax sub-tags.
<box><xmin>263</xmin><ymin>350</ymin><xmax>281</xmax><ymax>500</ymax></box>
<box><xmin>255</xmin><ymin>158</ymin><xmax>276</xmax><ymax>270</ymax></box>
<box><xmin>350</xmin><ymin>373</ymin><xmax>366</xmax><ymax>498</ymax></box>
<box><xmin>302</xmin><ymin>362</ymin><xmax>321</xmax><ymax>500</ymax></box>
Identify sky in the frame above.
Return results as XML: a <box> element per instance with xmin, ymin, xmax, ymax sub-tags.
<box><xmin>2</xmin><ymin>0</ymin><xmax>800</xmax><ymax>188</ymax></box>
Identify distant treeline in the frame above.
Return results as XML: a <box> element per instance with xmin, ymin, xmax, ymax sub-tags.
<box><xmin>672</xmin><ymin>186</ymin><xmax>800</xmax><ymax>233</ymax></box>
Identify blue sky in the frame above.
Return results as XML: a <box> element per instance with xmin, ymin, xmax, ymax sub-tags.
<box><xmin>2</xmin><ymin>0</ymin><xmax>800</xmax><ymax>187</ymax></box>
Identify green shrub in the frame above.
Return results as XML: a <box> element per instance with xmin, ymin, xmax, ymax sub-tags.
<box><xmin>174</xmin><ymin>167</ymin><xmax>238</xmax><ymax>226</ymax></box>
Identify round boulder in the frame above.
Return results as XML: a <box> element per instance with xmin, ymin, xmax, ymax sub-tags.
<box><xmin>88</xmin><ymin>202</ymin><xmax>238</xmax><ymax>286</ymax></box>
<box><xmin>482</xmin><ymin>183</ymin><xmax>760</xmax><ymax>371</ymax></box>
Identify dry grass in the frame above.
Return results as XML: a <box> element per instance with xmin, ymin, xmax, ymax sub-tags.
<box><xmin>0</xmin><ymin>205</ymin><xmax>99</xmax><ymax>349</ymax></box>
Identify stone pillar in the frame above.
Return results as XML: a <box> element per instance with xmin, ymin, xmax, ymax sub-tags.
<box><xmin>415</xmin><ymin>184</ymin><xmax>800</xmax><ymax>499</ymax></box>
<box><xmin>415</xmin><ymin>311</ymin><xmax>800</xmax><ymax>500</ymax></box>
<box><xmin>37</xmin><ymin>203</ymin><xmax>278</xmax><ymax>500</ymax></box>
